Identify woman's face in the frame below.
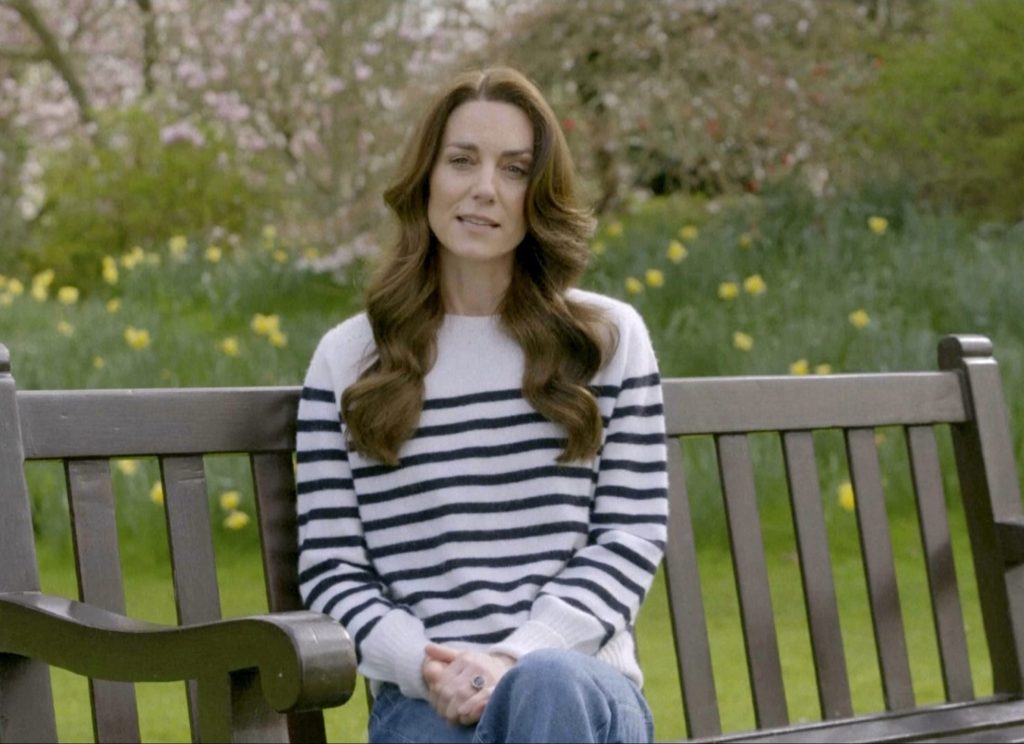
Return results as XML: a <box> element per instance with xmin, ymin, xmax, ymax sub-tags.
<box><xmin>427</xmin><ymin>100</ymin><xmax>534</xmax><ymax>272</ymax></box>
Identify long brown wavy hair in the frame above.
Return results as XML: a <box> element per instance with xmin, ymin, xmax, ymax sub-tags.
<box><xmin>342</xmin><ymin>67</ymin><xmax>616</xmax><ymax>466</ymax></box>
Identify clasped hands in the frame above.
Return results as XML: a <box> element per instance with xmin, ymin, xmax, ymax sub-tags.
<box><xmin>421</xmin><ymin>642</ymin><xmax>516</xmax><ymax>726</ymax></box>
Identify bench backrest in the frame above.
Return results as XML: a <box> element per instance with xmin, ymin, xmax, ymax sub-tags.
<box><xmin>0</xmin><ymin>345</ymin><xmax>318</xmax><ymax>742</ymax></box>
<box><xmin>2</xmin><ymin>334</ymin><xmax>1022</xmax><ymax>741</ymax></box>
<box><xmin>660</xmin><ymin>334</ymin><xmax>1024</xmax><ymax>738</ymax></box>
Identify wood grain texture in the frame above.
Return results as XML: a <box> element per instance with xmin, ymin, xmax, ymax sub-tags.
<box><xmin>782</xmin><ymin>431</ymin><xmax>852</xmax><ymax>719</ymax></box>
<box><xmin>717</xmin><ymin>434</ymin><xmax>789</xmax><ymax>728</ymax></box>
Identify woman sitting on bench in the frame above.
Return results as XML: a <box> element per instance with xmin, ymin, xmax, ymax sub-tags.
<box><xmin>296</xmin><ymin>66</ymin><xmax>668</xmax><ymax>744</ymax></box>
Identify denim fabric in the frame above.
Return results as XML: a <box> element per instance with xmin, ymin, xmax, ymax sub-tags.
<box><xmin>368</xmin><ymin>649</ymin><xmax>654</xmax><ymax>743</ymax></box>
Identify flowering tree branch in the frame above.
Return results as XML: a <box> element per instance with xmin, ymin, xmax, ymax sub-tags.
<box><xmin>0</xmin><ymin>0</ymin><xmax>95</xmax><ymax>131</ymax></box>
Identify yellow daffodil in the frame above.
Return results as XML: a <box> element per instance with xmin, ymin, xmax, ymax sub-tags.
<box><xmin>837</xmin><ymin>480</ymin><xmax>855</xmax><ymax>512</ymax></box>
<box><xmin>205</xmin><ymin>246</ymin><xmax>223</xmax><ymax>263</ymax></box>
<box><xmin>224</xmin><ymin>510</ymin><xmax>250</xmax><ymax>530</ymax></box>
<box><xmin>269</xmin><ymin>330</ymin><xmax>288</xmax><ymax>348</ymax></box>
<box><xmin>7</xmin><ymin>278</ymin><xmax>24</xmax><ymax>296</ymax></box>
<box><xmin>262</xmin><ymin>225</ymin><xmax>278</xmax><ymax>242</ymax></box>
<box><xmin>56</xmin><ymin>321</ymin><xmax>74</xmax><ymax>337</ymax></box>
<box><xmin>273</xmin><ymin>249</ymin><xmax>288</xmax><ymax>264</ymax></box>
<box><xmin>33</xmin><ymin>269</ymin><xmax>55</xmax><ymax>288</ymax></box>
<box><xmin>218</xmin><ymin>336</ymin><xmax>240</xmax><ymax>357</ymax></box>
<box><xmin>30</xmin><ymin>283</ymin><xmax>48</xmax><ymax>302</ymax></box>
<box><xmin>591</xmin><ymin>241</ymin><xmax>606</xmax><ymax>256</ymax></box>
<box><xmin>606</xmin><ymin>222</ymin><xmax>623</xmax><ymax>238</ymax></box>
<box><xmin>789</xmin><ymin>358</ymin><xmax>809</xmax><ymax>375</ymax></box>
<box><xmin>645</xmin><ymin>269</ymin><xmax>664</xmax><ymax>288</ymax></box>
<box><xmin>168</xmin><ymin>235</ymin><xmax>188</xmax><ymax>258</ymax></box>
<box><xmin>250</xmin><ymin>313</ymin><xmax>281</xmax><ymax>336</ymax></box>
<box><xmin>57</xmin><ymin>286</ymin><xmax>79</xmax><ymax>305</ymax></box>
<box><xmin>93</xmin><ymin>356</ymin><xmax>105</xmax><ymax>370</ymax></box>
<box><xmin>849</xmin><ymin>309</ymin><xmax>871</xmax><ymax>329</ymax></box>
<box><xmin>106</xmin><ymin>298</ymin><xmax>122</xmax><ymax>314</ymax></box>
<box><xmin>666</xmin><ymin>240</ymin><xmax>687</xmax><ymax>263</ymax></box>
<box><xmin>122</xmin><ymin>246</ymin><xmax>145</xmax><ymax>270</ymax></box>
<box><xmin>732</xmin><ymin>331</ymin><xmax>754</xmax><ymax>351</ymax></box>
<box><xmin>102</xmin><ymin>256</ymin><xmax>119</xmax><ymax>284</ymax></box>
<box><xmin>219</xmin><ymin>490</ymin><xmax>241</xmax><ymax>511</ymax></box>
<box><xmin>738</xmin><ymin>232</ymin><xmax>754</xmax><ymax>249</ymax></box>
<box><xmin>814</xmin><ymin>363</ymin><xmax>832</xmax><ymax>375</ymax></box>
<box><xmin>868</xmin><ymin>216</ymin><xmax>889</xmax><ymax>235</ymax></box>
<box><xmin>116</xmin><ymin>459</ymin><xmax>139</xmax><ymax>476</ymax></box>
<box><xmin>624</xmin><ymin>277</ymin><xmax>643</xmax><ymax>295</ymax></box>
<box><xmin>303</xmin><ymin>247</ymin><xmax>319</xmax><ymax>261</ymax></box>
<box><xmin>678</xmin><ymin>224</ymin><xmax>699</xmax><ymax>241</ymax></box>
<box><xmin>124</xmin><ymin>326</ymin><xmax>151</xmax><ymax>350</ymax></box>
<box><xmin>150</xmin><ymin>481</ymin><xmax>164</xmax><ymax>505</ymax></box>
<box><xmin>718</xmin><ymin>282</ymin><xmax>739</xmax><ymax>300</ymax></box>
<box><xmin>743</xmin><ymin>274</ymin><xmax>767</xmax><ymax>296</ymax></box>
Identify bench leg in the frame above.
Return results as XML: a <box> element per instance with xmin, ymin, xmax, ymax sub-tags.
<box><xmin>0</xmin><ymin>654</ymin><xmax>58</xmax><ymax>743</ymax></box>
<box><xmin>196</xmin><ymin>670</ymin><xmax>289</xmax><ymax>743</ymax></box>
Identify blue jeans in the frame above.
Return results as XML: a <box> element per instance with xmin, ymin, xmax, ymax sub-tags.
<box><xmin>367</xmin><ymin>649</ymin><xmax>654</xmax><ymax>743</ymax></box>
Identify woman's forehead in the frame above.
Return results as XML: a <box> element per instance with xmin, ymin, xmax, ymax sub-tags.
<box><xmin>441</xmin><ymin>100</ymin><xmax>533</xmax><ymax>153</ymax></box>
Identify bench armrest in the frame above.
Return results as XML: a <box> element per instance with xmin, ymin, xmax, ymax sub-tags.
<box><xmin>0</xmin><ymin>590</ymin><xmax>356</xmax><ymax>713</ymax></box>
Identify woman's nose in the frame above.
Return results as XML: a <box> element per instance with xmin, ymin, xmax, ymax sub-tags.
<box><xmin>471</xmin><ymin>165</ymin><xmax>497</xmax><ymax>201</ymax></box>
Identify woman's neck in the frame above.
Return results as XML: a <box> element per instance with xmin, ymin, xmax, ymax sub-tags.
<box><xmin>438</xmin><ymin>252</ymin><xmax>513</xmax><ymax>316</ymax></box>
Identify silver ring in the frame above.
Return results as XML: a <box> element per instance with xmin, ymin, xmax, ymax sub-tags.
<box><xmin>470</xmin><ymin>674</ymin><xmax>486</xmax><ymax>690</ymax></box>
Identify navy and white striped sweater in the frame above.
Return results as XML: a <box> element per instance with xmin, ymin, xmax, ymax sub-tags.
<box><xmin>296</xmin><ymin>289</ymin><xmax>668</xmax><ymax>700</ymax></box>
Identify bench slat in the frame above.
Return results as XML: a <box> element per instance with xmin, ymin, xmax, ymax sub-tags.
<box><xmin>65</xmin><ymin>459</ymin><xmax>141</xmax><ymax>742</ymax></box>
<box><xmin>664</xmin><ymin>373</ymin><xmax>966</xmax><ymax>436</ymax></box>
<box><xmin>252</xmin><ymin>452</ymin><xmax>329</xmax><ymax>744</ymax></box>
<box><xmin>18</xmin><ymin>388</ymin><xmax>301</xmax><ymax>459</ymax></box>
<box><xmin>716</xmin><ymin>434</ymin><xmax>789</xmax><ymax>728</ymax></box>
<box><xmin>160</xmin><ymin>455</ymin><xmax>222</xmax><ymax>740</ymax></box>
<box><xmin>252</xmin><ymin>452</ymin><xmax>302</xmax><ymax>613</ymax></box>
<box><xmin>664</xmin><ymin>438</ymin><xmax>721</xmax><ymax>737</ymax></box>
<box><xmin>906</xmin><ymin>425</ymin><xmax>974</xmax><ymax>702</ymax></box>
<box><xmin>781</xmin><ymin>431</ymin><xmax>853</xmax><ymax>719</ymax></box>
<box><xmin>845</xmin><ymin>428</ymin><xmax>915</xmax><ymax>711</ymax></box>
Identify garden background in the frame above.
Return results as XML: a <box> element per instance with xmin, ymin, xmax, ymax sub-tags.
<box><xmin>1</xmin><ymin>0</ymin><xmax>1023</xmax><ymax>741</ymax></box>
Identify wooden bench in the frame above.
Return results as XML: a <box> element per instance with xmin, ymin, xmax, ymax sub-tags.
<box><xmin>1</xmin><ymin>333</ymin><xmax>1023</xmax><ymax>742</ymax></box>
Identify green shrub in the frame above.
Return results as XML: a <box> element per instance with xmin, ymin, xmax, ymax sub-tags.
<box><xmin>30</xmin><ymin>104</ymin><xmax>284</xmax><ymax>282</ymax></box>
<box><xmin>859</xmin><ymin>0</ymin><xmax>1024</xmax><ymax>221</ymax></box>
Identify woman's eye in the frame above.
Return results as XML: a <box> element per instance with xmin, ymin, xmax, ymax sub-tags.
<box><xmin>450</xmin><ymin>156</ymin><xmax>472</xmax><ymax>167</ymax></box>
<box><xmin>506</xmin><ymin>164</ymin><xmax>529</xmax><ymax>177</ymax></box>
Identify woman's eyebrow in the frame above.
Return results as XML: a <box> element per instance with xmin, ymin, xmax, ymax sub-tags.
<box><xmin>446</xmin><ymin>142</ymin><xmax>533</xmax><ymax>158</ymax></box>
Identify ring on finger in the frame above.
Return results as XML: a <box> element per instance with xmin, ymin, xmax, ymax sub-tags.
<box><xmin>470</xmin><ymin>674</ymin><xmax>486</xmax><ymax>691</ymax></box>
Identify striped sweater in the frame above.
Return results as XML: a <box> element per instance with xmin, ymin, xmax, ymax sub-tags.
<box><xmin>296</xmin><ymin>289</ymin><xmax>668</xmax><ymax>700</ymax></box>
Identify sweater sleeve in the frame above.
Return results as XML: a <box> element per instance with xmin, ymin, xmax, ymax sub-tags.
<box><xmin>489</xmin><ymin>303</ymin><xmax>669</xmax><ymax>659</ymax></box>
<box><xmin>296</xmin><ymin>335</ymin><xmax>431</xmax><ymax>700</ymax></box>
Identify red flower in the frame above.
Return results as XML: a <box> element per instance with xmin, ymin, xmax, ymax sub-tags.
<box><xmin>706</xmin><ymin>118</ymin><xmax>721</xmax><ymax>139</ymax></box>
<box><xmin>561</xmin><ymin>118</ymin><xmax>576</xmax><ymax>133</ymax></box>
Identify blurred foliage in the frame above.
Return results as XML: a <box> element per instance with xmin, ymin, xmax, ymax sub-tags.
<box><xmin>1</xmin><ymin>0</ymin><xmax>1020</xmax><ymax>273</ymax></box>
<box><xmin>858</xmin><ymin>0</ymin><xmax>1024</xmax><ymax>221</ymax></box>
<box><xmin>32</xmin><ymin>104</ymin><xmax>283</xmax><ymax>281</ymax></box>
<box><xmin>466</xmin><ymin>0</ymin><xmax>934</xmax><ymax>211</ymax></box>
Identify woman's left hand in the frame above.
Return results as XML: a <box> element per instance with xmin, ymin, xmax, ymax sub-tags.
<box><xmin>423</xmin><ymin>643</ymin><xmax>516</xmax><ymax>726</ymax></box>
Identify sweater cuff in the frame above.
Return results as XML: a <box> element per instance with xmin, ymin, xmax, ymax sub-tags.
<box><xmin>487</xmin><ymin>596</ymin><xmax>604</xmax><ymax>659</ymax></box>
<box><xmin>357</xmin><ymin>610</ymin><xmax>431</xmax><ymax>700</ymax></box>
